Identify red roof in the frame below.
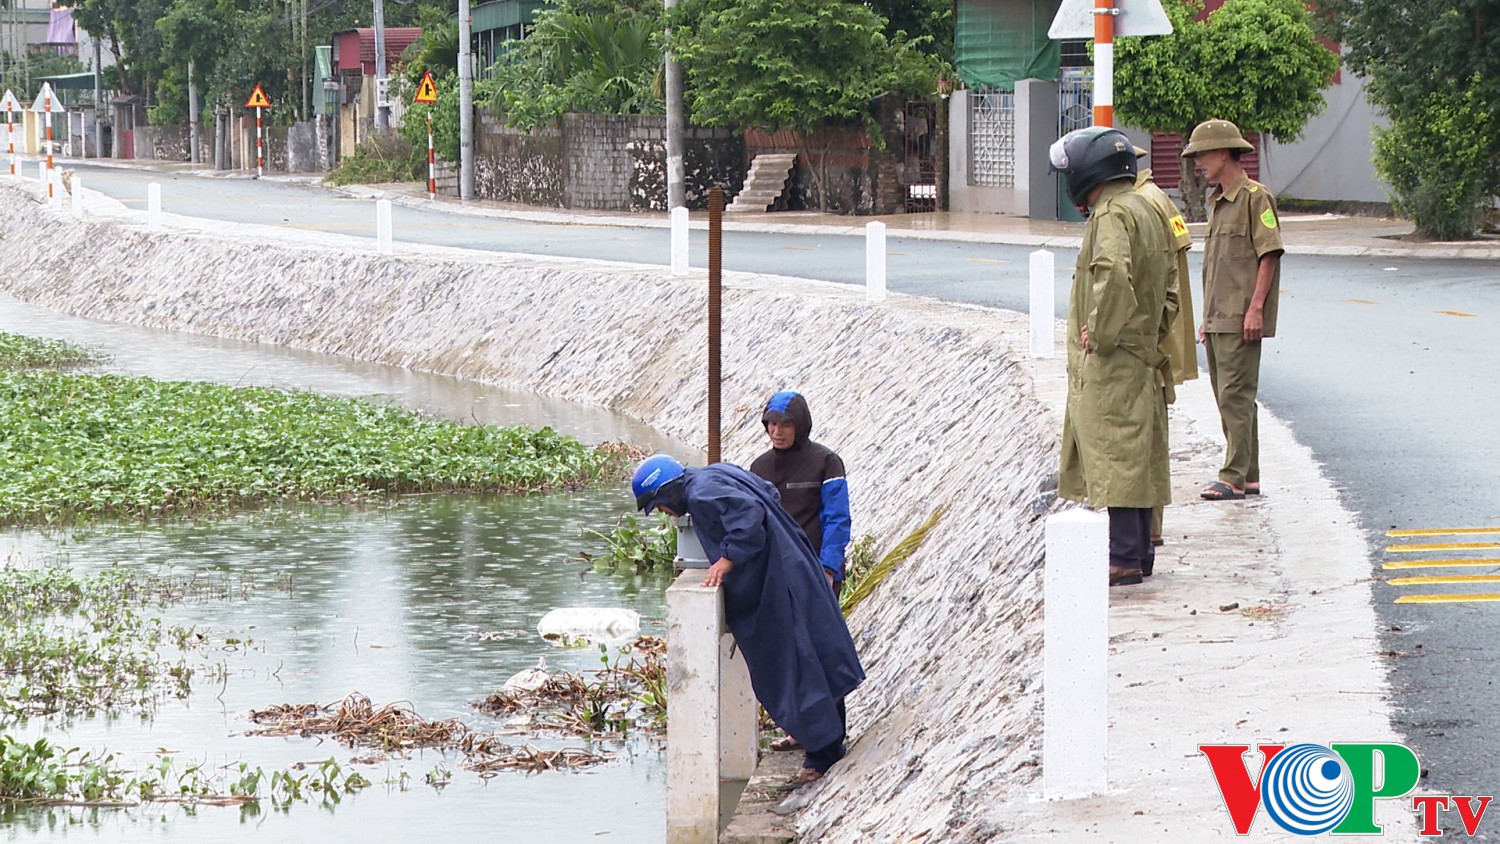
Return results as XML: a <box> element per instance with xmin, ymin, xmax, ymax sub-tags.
<box><xmin>333</xmin><ymin>27</ymin><xmax>424</xmax><ymax>74</ymax></box>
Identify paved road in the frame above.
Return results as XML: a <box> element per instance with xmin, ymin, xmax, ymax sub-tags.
<box><xmin>68</xmin><ymin>164</ymin><xmax>1500</xmax><ymax>805</ymax></box>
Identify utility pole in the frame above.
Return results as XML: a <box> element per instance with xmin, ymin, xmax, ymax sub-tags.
<box><xmin>188</xmin><ymin>59</ymin><xmax>200</xmax><ymax>163</ymax></box>
<box><xmin>301</xmin><ymin>0</ymin><xmax>309</xmax><ymax>120</ymax></box>
<box><xmin>92</xmin><ymin>39</ymin><xmax>103</xmax><ymax>158</ymax></box>
<box><xmin>458</xmin><ymin>0</ymin><xmax>473</xmax><ymax>199</ymax></box>
<box><xmin>373</xmin><ymin>0</ymin><xmax>389</xmax><ymax>131</ymax></box>
<box><xmin>664</xmin><ymin>0</ymin><xmax>685</xmax><ymax>210</ymax></box>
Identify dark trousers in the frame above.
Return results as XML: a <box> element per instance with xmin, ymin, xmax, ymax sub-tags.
<box><xmin>803</xmin><ymin>698</ymin><xmax>847</xmax><ymax>773</ymax></box>
<box><xmin>1108</xmin><ymin>507</ymin><xmax>1155</xmax><ymax>574</ymax></box>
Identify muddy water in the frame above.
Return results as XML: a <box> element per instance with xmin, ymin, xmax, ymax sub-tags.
<box><xmin>0</xmin><ymin>295</ymin><xmax>687</xmax><ymax>843</ymax></box>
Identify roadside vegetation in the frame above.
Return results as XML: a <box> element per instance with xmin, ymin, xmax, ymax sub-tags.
<box><xmin>0</xmin><ymin>332</ymin><xmax>102</xmax><ymax>370</ymax></box>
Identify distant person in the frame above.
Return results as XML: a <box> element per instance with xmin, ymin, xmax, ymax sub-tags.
<box><xmin>631</xmin><ymin>455</ymin><xmax>865</xmax><ymax>787</ymax></box>
<box><xmin>1181</xmin><ymin>120</ymin><xmax>1284</xmax><ymax>501</ymax></box>
<box><xmin>1049</xmin><ymin>127</ymin><xmax>1178</xmax><ymax>585</ymax></box>
<box><xmin>1135</xmin><ymin>148</ymin><xmax>1197</xmax><ymax>549</ymax></box>
<box><xmin>749</xmin><ymin>391</ymin><xmax>851</xmax><ymax>592</ymax></box>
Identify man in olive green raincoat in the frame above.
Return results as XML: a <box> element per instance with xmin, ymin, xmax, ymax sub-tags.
<box><xmin>1050</xmin><ymin>127</ymin><xmax>1179</xmax><ymax>586</ymax></box>
<box><xmin>1135</xmin><ymin>151</ymin><xmax>1197</xmax><ymax>548</ymax></box>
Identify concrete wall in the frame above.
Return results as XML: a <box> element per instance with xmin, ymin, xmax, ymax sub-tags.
<box><xmin>0</xmin><ymin>182</ymin><xmax>1058</xmax><ymax>842</ymax></box>
<box><xmin>1262</xmin><ymin>72</ymin><xmax>1388</xmax><ymax>203</ymax></box>
<box><xmin>948</xmin><ymin>86</ymin><xmax>1059</xmax><ymax>217</ymax></box>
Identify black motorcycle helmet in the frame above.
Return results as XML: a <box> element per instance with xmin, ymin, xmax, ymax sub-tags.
<box><xmin>1047</xmin><ymin>127</ymin><xmax>1138</xmax><ymax>210</ymax></box>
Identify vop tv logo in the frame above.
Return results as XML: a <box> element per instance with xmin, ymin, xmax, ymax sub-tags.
<box><xmin>1201</xmin><ymin>742</ymin><xmax>1494</xmax><ymax>836</ymax></box>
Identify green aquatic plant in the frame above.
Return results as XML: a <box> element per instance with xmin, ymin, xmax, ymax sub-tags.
<box><xmin>579</xmin><ymin>512</ymin><xmax>677</xmax><ymax>574</ymax></box>
<box><xmin>0</xmin><ymin>370</ymin><xmax>625</xmax><ymax>525</ymax></box>
<box><xmin>0</xmin><ymin>332</ymin><xmax>102</xmax><ymax>370</ymax></box>
<box><xmin>0</xmin><ymin>566</ymin><xmax>235</xmax><ymax>723</ymax></box>
<box><xmin>0</xmin><ymin>738</ymin><xmax>369</xmax><ymax>808</ymax></box>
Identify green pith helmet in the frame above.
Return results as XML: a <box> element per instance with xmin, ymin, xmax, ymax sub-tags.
<box><xmin>1181</xmin><ymin>119</ymin><xmax>1255</xmax><ymax>158</ymax></box>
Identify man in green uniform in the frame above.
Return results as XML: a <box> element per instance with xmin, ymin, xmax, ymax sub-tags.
<box><xmin>1050</xmin><ymin>127</ymin><xmax>1179</xmax><ymax>586</ymax></box>
<box><xmin>1181</xmin><ymin>120</ymin><xmax>1284</xmax><ymax>501</ymax></box>
<box><xmin>1135</xmin><ymin>147</ymin><xmax>1197</xmax><ymax>549</ymax></box>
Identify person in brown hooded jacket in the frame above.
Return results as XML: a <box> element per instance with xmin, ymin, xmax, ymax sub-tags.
<box><xmin>749</xmin><ymin>391</ymin><xmax>851</xmax><ymax>591</ymax></box>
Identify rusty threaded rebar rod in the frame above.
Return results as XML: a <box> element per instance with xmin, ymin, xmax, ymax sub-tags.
<box><xmin>707</xmin><ymin>187</ymin><xmax>724</xmax><ymax>465</ymax></box>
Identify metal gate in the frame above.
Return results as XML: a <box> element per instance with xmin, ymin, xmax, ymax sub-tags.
<box><xmin>903</xmin><ymin>100</ymin><xmax>938</xmax><ymax>212</ymax></box>
<box><xmin>1058</xmin><ymin>68</ymin><xmax>1093</xmax><ymax>136</ymax></box>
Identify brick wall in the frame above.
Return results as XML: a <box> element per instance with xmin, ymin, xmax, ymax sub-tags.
<box><xmin>467</xmin><ymin>110</ymin><xmax>744</xmax><ymax>211</ymax></box>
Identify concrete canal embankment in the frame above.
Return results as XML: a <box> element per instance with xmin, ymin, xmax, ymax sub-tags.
<box><xmin>0</xmin><ymin>182</ymin><xmax>1058</xmax><ymax>841</ymax></box>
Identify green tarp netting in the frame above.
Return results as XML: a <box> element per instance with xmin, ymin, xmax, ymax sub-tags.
<box><xmin>956</xmin><ymin>0</ymin><xmax>1063</xmax><ymax>90</ymax></box>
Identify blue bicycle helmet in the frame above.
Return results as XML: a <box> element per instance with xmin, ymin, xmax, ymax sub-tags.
<box><xmin>632</xmin><ymin>455</ymin><xmax>686</xmax><ymax>512</ymax></box>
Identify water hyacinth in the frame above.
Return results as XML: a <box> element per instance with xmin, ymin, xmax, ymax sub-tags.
<box><xmin>0</xmin><ymin>370</ymin><xmax>623</xmax><ymax>525</ymax></box>
<box><xmin>0</xmin><ymin>331</ymin><xmax>101</xmax><ymax>370</ymax></box>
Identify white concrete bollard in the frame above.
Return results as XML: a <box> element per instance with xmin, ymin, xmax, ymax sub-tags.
<box><xmin>1042</xmin><ymin>509</ymin><xmax>1109</xmax><ymax>800</ymax></box>
<box><xmin>376</xmin><ymin>199</ymin><xmax>393</xmax><ymax>255</ymax></box>
<box><xmin>670</xmin><ymin>206</ymin><xmax>689</xmax><ymax>276</ymax></box>
<box><xmin>147</xmin><ymin>183</ymin><xmax>162</xmax><ymax>231</ymax></box>
<box><xmin>865</xmin><ymin>221</ymin><xmax>887</xmax><ymax>302</ymax></box>
<box><xmin>665</xmin><ymin>571</ymin><xmax>757</xmax><ymax>843</ymax></box>
<box><xmin>49</xmin><ymin>171</ymin><xmax>62</xmax><ymax>209</ymax></box>
<box><xmin>1030</xmin><ymin>249</ymin><xmax>1056</xmax><ymax>357</ymax></box>
<box><xmin>71</xmin><ymin>174</ymin><xmax>82</xmax><ymax>218</ymax></box>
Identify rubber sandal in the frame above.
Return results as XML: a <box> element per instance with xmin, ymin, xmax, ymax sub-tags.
<box><xmin>1245</xmin><ymin>485</ymin><xmax>1261</xmax><ymax>495</ymax></box>
<box><xmin>770</xmin><ymin>736</ymin><xmax>801</xmax><ymax>752</ymax></box>
<box><xmin>1150</xmin><ymin>536</ymin><xmax>1165</xmax><ymax>547</ymax></box>
<box><xmin>1200</xmin><ymin>481</ymin><xmax>1245</xmax><ymax>501</ymax></box>
<box><xmin>783</xmin><ymin>768</ymin><xmax>824</xmax><ymax>789</ymax></box>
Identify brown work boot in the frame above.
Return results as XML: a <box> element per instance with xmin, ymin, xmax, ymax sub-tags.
<box><xmin>1109</xmin><ymin>566</ymin><xmax>1143</xmax><ymax>587</ymax></box>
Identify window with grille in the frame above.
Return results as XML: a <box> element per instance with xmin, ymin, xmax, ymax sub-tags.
<box><xmin>968</xmin><ymin>87</ymin><xmax>1015</xmax><ymax>188</ymax></box>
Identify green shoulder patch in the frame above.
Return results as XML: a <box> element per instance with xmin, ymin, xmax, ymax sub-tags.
<box><xmin>1260</xmin><ymin>208</ymin><xmax>1277</xmax><ymax>228</ymax></box>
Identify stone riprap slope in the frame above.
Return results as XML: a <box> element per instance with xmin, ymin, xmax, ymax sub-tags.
<box><xmin>0</xmin><ymin>183</ymin><xmax>1057</xmax><ymax>841</ymax></box>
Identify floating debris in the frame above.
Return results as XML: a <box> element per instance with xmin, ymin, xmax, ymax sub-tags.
<box><xmin>248</xmin><ymin>692</ymin><xmax>468</xmax><ymax>751</ymax></box>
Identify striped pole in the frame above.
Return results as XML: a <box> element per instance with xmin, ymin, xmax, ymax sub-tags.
<box><xmin>255</xmin><ymin>106</ymin><xmax>264</xmax><ymax>177</ymax></box>
<box><xmin>6</xmin><ymin>108</ymin><xmax>13</xmax><ymax>176</ymax></box>
<box><xmin>426</xmin><ymin>109</ymin><xmax>435</xmax><ymax>200</ymax></box>
<box><xmin>1093</xmin><ymin>0</ymin><xmax>1116</xmax><ymax>127</ymax></box>
<box><xmin>44</xmin><ymin>91</ymin><xmax>54</xmax><ymax>199</ymax></box>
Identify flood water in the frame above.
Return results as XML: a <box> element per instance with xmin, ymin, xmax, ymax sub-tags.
<box><xmin>0</xmin><ymin>294</ymin><xmax>689</xmax><ymax>843</ymax></box>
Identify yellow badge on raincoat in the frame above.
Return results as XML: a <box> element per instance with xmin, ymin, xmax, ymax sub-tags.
<box><xmin>1260</xmin><ymin>208</ymin><xmax>1277</xmax><ymax>228</ymax></box>
<box><xmin>1170</xmin><ymin>215</ymin><xmax>1188</xmax><ymax>236</ymax></box>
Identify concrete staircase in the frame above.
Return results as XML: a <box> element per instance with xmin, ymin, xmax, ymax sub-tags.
<box><xmin>727</xmin><ymin>153</ymin><xmax>797</xmax><ymax>213</ymax></box>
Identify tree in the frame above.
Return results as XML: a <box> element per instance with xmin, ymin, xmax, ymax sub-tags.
<box><xmin>1113</xmin><ymin>0</ymin><xmax>1338</xmax><ymax>220</ymax></box>
<box><xmin>864</xmin><ymin>0</ymin><xmax>953</xmax><ymax>62</ymax></box>
<box><xmin>488</xmin><ymin>3</ymin><xmax>664</xmax><ymax>131</ymax></box>
<box><xmin>1318</xmin><ymin>0</ymin><xmax>1500</xmax><ymax>238</ymax></box>
<box><xmin>670</xmin><ymin>0</ymin><xmax>946</xmax><ymax>208</ymax></box>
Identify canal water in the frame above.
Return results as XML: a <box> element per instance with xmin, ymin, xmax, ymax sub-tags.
<box><xmin>0</xmin><ymin>294</ymin><xmax>687</xmax><ymax>843</ymax></box>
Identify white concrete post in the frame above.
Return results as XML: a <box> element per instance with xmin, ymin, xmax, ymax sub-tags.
<box><xmin>1030</xmin><ymin>249</ymin><xmax>1056</xmax><ymax>357</ymax></box>
<box><xmin>1042</xmin><ymin>509</ymin><xmax>1109</xmax><ymax>800</ymax></box>
<box><xmin>376</xmin><ymin>199</ymin><xmax>393</xmax><ymax>255</ymax></box>
<box><xmin>36</xmin><ymin>160</ymin><xmax>45</xmax><ymax>188</ymax></box>
<box><xmin>71</xmin><ymin>174</ymin><xmax>82</xmax><ymax>218</ymax></box>
<box><xmin>865</xmin><ymin>221</ymin><xmax>887</xmax><ymax>302</ymax></box>
<box><xmin>48</xmin><ymin>171</ymin><xmax>62</xmax><ymax>209</ymax></box>
<box><xmin>666</xmin><ymin>571</ymin><xmax>757</xmax><ymax>843</ymax></box>
<box><xmin>720</xmin><ymin>632</ymin><xmax>757</xmax><ymax>780</ymax></box>
<box><xmin>147</xmin><ymin>183</ymin><xmax>162</xmax><ymax>231</ymax></box>
<box><xmin>670</xmin><ymin>206</ymin><xmax>689</xmax><ymax>276</ymax></box>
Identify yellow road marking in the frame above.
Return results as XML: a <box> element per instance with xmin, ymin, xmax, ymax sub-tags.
<box><xmin>965</xmin><ymin>257</ymin><xmax>1006</xmax><ymax>264</ymax></box>
<box><xmin>1386</xmin><ymin>542</ymin><xmax>1500</xmax><ymax>553</ymax></box>
<box><xmin>1389</xmin><ymin>574</ymin><xmax>1500</xmax><ymax>586</ymax></box>
<box><xmin>887</xmin><ymin>251</ymin><xmax>905</xmax><ymax>256</ymax></box>
<box><xmin>1388</xmin><ymin>527</ymin><xmax>1500</xmax><ymax>537</ymax></box>
<box><xmin>781</xmin><ymin>246</ymin><xmax>816</xmax><ymax>251</ymax></box>
<box><xmin>1436</xmin><ymin>310</ymin><xmax>1476</xmax><ymax>317</ymax></box>
<box><xmin>1343</xmin><ymin>299</ymin><xmax>1380</xmax><ymax>305</ymax></box>
<box><xmin>1384</xmin><ymin>558</ymin><xmax>1500</xmax><ymax>570</ymax></box>
<box><xmin>1395</xmin><ymin>593</ymin><xmax>1500</xmax><ymax>604</ymax></box>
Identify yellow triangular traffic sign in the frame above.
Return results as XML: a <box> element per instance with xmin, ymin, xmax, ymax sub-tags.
<box><xmin>414</xmin><ymin>72</ymin><xmax>439</xmax><ymax>104</ymax></box>
<box><xmin>245</xmin><ymin>84</ymin><xmax>272</xmax><ymax>109</ymax></box>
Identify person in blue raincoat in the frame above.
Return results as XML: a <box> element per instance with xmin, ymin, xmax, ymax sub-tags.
<box><xmin>632</xmin><ymin>455</ymin><xmax>865</xmax><ymax>787</ymax></box>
